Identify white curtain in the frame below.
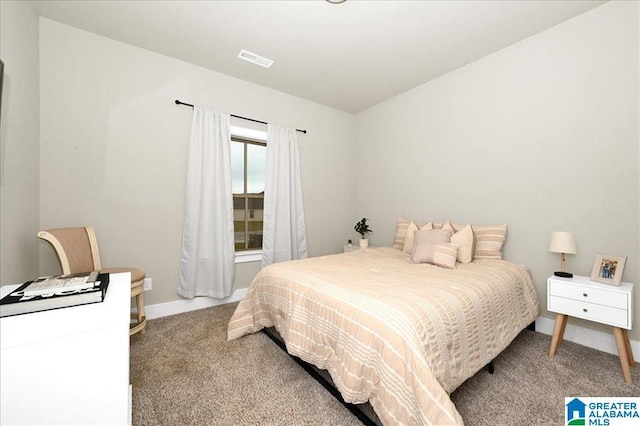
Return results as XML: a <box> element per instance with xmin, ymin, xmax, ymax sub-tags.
<box><xmin>262</xmin><ymin>124</ymin><xmax>308</xmax><ymax>267</ymax></box>
<box><xmin>177</xmin><ymin>107</ymin><xmax>235</xmax><ymax>298</ymax></box>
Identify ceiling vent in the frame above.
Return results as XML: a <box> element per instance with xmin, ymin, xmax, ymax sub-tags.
<box><xmin>237</xmin><ymin>49</ymin><xmax>273</xmax><ymax>69</ymax></box>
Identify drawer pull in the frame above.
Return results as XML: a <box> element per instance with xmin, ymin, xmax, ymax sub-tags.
<box><xmin>583</xmin><ymin>293</ymin><xmax>588</xmax><ymax>297</ymax></box>
<box><xmin>583</xmin><ymin>308</ymin><xmax>588</xmax><ymax>312</ymax></box>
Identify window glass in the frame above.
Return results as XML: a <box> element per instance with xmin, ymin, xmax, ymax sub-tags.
<box><xmin>231</xmin><ymin>141</ymin><xmax>245</xmax><ymax>195</ymax></box>
<box><xmin>231</xmin><ymin>136</ymin><xmax>266</xmax><ymax>252</ymax></box>
<box><xmin>247</xmin><ymin>143</ymin><xmax>266</xmax><ymax>194</ymax></box>
<box><xmin>233</xmin><ymin>206</ymin><xmax>246</xmax><ymax>250</ymax></box>
<box><xmin>247</xmin><ymin>198</ymin><xmax>264</xmax><ymax>250</ymax></box>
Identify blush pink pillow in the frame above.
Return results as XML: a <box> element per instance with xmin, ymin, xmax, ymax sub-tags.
<box><xmin>411</xmin><ymin>229</ymin><xmax>453</xmax><ymax>264</ymax></box>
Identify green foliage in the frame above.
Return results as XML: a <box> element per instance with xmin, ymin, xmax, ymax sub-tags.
<box><xmin>354</xmin><ymin>217</ymin><xmax>372</xmax><ymax>238</ymax></box>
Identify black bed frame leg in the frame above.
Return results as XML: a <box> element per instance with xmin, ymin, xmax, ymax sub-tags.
<box><xmin>486</xmin><ymin>360</ymin><xmax>495</xmax><ymax>374</ymax></box>
<box><xmin>484</xmin><ymin>322</ymin><xmax>533</xmax><ymax>376</ymax></box>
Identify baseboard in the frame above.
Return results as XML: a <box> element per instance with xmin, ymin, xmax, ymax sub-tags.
<box><xmin>144</xmin><ymin>288</ymin><xmax>248</xmax><ymax>320</ymax></box>
<box><xmin>535</xmin><ymin>316</ymin><xmax>640</xmax><ymax>358</ymax></box>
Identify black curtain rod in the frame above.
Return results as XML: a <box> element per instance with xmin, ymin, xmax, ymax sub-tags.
<box><xmin>174</xmin><ymin>99</ymin><xmax>307</xmax><ymax>134</ymax></box>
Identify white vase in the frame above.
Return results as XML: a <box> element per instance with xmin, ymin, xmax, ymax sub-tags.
<box><xmin>359</xmin><ymin>238</ymin><xmax>369</xmax><ymax>247</ymax></box>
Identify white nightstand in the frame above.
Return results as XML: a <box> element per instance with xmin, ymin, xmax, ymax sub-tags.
<box><xmin>344</xmin><ymin>244</ymin><xmax>361</xmax><ymax>253</ymax></box>
<box><xmin>547</xmin><ymin>274</ymin><xmax>635</xmax><ymax>383</ymax></box>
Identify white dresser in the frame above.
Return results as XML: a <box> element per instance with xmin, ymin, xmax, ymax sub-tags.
<box><xmin>547</xmin><ymin>274</ymin><xmax>634</xmax><ymax>383</ymax></box>
<box><xmin>0</xmin><ymin>272</ymin><xmax>132</xmax><ymax>425</ymax></box>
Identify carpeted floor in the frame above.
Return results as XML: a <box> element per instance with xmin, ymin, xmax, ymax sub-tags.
<box><xmin>130</xmin><ymin>303</ymin><xmax>639</xmax><ymax>425</ymax></box>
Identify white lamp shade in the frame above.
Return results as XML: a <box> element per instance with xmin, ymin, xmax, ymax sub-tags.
<box><xmin>549</xmin><ymin>231</ymin><xmax>577</xmax><ymax>254</ymax></box>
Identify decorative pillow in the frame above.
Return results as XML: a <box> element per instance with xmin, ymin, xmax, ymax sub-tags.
<box><xmin>391</xmin><ymin>218</ymin><xmax>411</xmax><ymax>250</ymax></box>
<box><xmin>443</xmin><ymin>221</ymin><xmax>474</xmax><ymax>263</ymax></box>
<box><xmin>432</xmin><ymin>243</ymin><xmax>459</xmax><ymax>269</ymax></box>
<box><xmin>402</xmin><ymin>221</ymin><xmax>418</xmax><ymax>254</ymax></box>
<box><xmin>411</xmin><ymin>229</ymin><xmax>453</xmax><ymax>264</ymax></box>
<box><xmin>403</xmin><ymin>222</ymin><xmax>434</xmax><ymax>255</ymax></box>
<box><xmin>472</xmin><ymin>223</ymin><xmax>508</xmax><ymax>259</ymax></box>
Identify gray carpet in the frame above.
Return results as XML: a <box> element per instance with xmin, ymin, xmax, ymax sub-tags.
<box><xmin>130</xmin><ymin>303</ymin><xmax>639</xmax><ymax>425</ymax></box>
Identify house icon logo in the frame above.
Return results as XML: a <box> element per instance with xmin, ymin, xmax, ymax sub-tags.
<box><xmin>566</xmin><ymin>398</ymin><xmax>586</xmax><ymax>425</ymax></box>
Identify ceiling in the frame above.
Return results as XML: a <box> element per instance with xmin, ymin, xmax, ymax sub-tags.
<box><xmin>31</xmin><ymin>0</ymin><xmax>606</xmax><ymax>114</ymax></box>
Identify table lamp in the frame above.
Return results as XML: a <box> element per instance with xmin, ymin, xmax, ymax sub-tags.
<box><xmin>549</xmin><ymin>231</ymin><xmax>577</xmax><ymax>278</ymax></box>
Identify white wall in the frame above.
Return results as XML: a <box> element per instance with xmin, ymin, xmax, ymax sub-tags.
<box><xmin>0</xmin><ymin>1</ymin><xmax>40</xmax><ymax>285</ymax></box>
<box><xmin>356</xmin><ymin>1</ymin><xmax>640</xmax><ymax>340</ymax></box>
<box><xmin>38</xmin><ymin>19</ymin><xmax>356</xmax><ymax>306</ymax></box>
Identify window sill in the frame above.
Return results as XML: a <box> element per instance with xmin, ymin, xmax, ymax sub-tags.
<box><xmin>235</xmin><ymin>250</ymin><xmax>262</xmax><ymax>264</ymax></box>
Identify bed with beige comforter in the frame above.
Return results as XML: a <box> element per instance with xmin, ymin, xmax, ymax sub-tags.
<box><xmin>227</xmin><ymin>247</ymin><xmax>539</xmax><ymax>425</ymax></box>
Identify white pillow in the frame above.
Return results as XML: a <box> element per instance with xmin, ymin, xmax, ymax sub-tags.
<box><xmin>443</xmin><ymin>221</ymin><xmax>474</xmax><ymax>263</ymax></box>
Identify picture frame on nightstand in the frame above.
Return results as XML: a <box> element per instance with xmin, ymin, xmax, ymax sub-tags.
<box><xmin>590</xmin><ymin>253</ymin><xmax>626</xmax><ymax>286</ymax></box>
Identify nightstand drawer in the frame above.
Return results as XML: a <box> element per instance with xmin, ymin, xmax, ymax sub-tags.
<box><xmin>548</xmin><ymin>296</ymin><xmax>629</xmax><ymax>328</ymax></box>
<box><xmin>549</xmin><ymin>282</ymin><xmax>628</xmax><ymax>309</ymax></box>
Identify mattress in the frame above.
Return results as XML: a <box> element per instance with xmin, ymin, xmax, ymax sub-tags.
<box><xmin>228</xmin><ymin>247</ymin><xmax>540</xmax><ymax>425</ymax></box>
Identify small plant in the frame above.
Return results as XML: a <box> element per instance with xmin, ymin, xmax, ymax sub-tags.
<box><xmin>354</xmin><ymin>218</ymin><xmax>373</xmax><ymax>239</ymax></box>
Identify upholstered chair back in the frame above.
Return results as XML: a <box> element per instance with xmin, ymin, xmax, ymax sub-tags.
<box><xmin>37</xmin><ymin>226</ymin><xmax>102</xmax><ymax>274</ymax></box>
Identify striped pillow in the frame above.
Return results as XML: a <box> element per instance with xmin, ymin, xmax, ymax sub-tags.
<box><xmin>432</xmin><ymin>243</ymin><xmax>459</xmax><ymax>269</ymax></box>
<box><xmin>391</xmin><ymin>218</ymin><xmax>412</xmax><ymax>250</ymax></box>
<box><xmin>472</xmin><ymin>223</ymin><xmax>508</xmax><ymax>259</ymax></box>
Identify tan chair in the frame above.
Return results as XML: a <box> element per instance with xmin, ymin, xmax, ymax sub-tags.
<box><xmin>38</xmin><ymin>226</ymin><xmax>147</xmax><ymax>336</ymax></box>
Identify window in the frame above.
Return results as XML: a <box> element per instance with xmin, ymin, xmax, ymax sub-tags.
<box><xmin>231</xmin><ymin>134</ymin><xmax>266</xmax><ymax>255</ymax></box>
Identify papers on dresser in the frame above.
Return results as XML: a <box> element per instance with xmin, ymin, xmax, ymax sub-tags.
<box><xmin>0</xmin><ymin>273</ymin><xmax>110</xmax><ymax>318</ymax></box>
<box><xmin>23</xmin><ymin>271</ymin><xmax>100</xmax><ymax>296</ymax></box>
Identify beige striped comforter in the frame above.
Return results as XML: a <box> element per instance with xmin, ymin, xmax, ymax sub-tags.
<box><xmin>228</xmin><ymin>247</ymin><xmax>540</xmax><ymax>425</ymax></box>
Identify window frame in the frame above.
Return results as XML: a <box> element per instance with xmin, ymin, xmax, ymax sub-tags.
<box><xmin>230</xmin><ymin>126</ymin><xmax>267</xmax><ymax>264</ymax></box>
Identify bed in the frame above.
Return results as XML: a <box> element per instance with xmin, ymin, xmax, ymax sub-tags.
<box><xmin>228</xmin><ymin>246</ymin><xmax>539</xmax><ymax>425</ymax></box>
